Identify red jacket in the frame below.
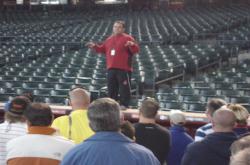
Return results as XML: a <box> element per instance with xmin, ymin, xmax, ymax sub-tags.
<box><xmin>93</xmin><ymin>33</ymin><xmax>139</xmax><ymax>71</ymax></box>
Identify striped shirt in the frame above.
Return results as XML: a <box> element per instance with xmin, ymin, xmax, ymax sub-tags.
<box><xmin>0</xmin><ymin>121</ymin><xmax>27</xmax><ymax>165</ymax></box>
<box><xmin>194</xmin><ymin>123</ymin><xmax>214</xmax><ymax>141</ymax></box>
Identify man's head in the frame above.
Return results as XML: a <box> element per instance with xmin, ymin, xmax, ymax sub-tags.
<box><xmin>230</xmin><ymin>148</ymin><xmax>250</xmax><ymax>165</ymax></box>
<box><xmin>227</xmin><ymin>104</ymin><xmax>249</xmax><ymax>125</ymax></box>
<box><xmin>4</xmin><ymin>96</ymin><xmax>31</xmax><ymax>123</ymax></box>
<box><xmin>206</xmin><ymin>98</ymin><xmax>227</xmax><ymax>120</ymax></box>
<box><xmin>113</xmin><ymin>20</ymin><xmax>125</xmax><ymax>35</ymax></box>
<box><xmin>69</xmin><ymin>87</ymin><xmax>90</xmax><ymax>110</ymax></box>
<box><xmin>120</xmin><ymin>120</ymin><xmax>135</xmax><ymax>140</ymax></box>
<box><xmin>139</xmin><ymin>97</ymin><xmax>160</xmax><ymax>119</ymax></box>
<box><xmin>24</xmin><ymin>103</ymin><xmax>53</xmax><ymax>127</ymax></box>
<box><xmin>169</xmin><ymin>110</ymin><xmax>186</xmax><ymax>126</ymax></box>
<box><xmin>231</xmin><ymin>134</ymin><xmax>250</xmax><ymax>155</ymax></box>
<box><xmin>87</xmin><ymin>98</ymin><xmax>121</xmax><ymax>132</ymax></box>
<box><xmin>212</xmin><ymin>107</ymin><xmax>236</xmax><ymax>132</ymax></box>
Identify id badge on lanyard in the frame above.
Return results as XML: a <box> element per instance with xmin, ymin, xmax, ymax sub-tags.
<box><xmin>111</xmin><ymin>48</ymin><xmax>116</xmax><ymax>56</ymax></box>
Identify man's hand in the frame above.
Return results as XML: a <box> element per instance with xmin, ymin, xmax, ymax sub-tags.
<box><xmin>85</xmin><ymin>42</ymin><xmax>96</xmax><ymax>48</ymax></box>
<box><xmin>125</xmin><ymin>41</ymin><xmax>135</xmax><ymax>47</ymax></box>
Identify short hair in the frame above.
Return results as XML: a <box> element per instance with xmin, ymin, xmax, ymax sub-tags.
<box><xmin>169</xmin><ymin>110</ymin><xmax>186</xmax><ymax>125</ymax></box>
<box><xmin>120</xmin><ymin>121</ymin><xmax>135</xmax><ymax>140</ymax></box>
<box><xmin>206</xmin><ymin>98</ymin><xmax>227</xmax><ymax>116</ymax></box>
<box><xmin>227</xmin><ymin>104</ymin><xmax>249</xmax><ymax>125</ymax></box>
<box><xmin>69</xmin><ymin>87</ymin><xmax>90</xmax><ymax>107</ymax></box>
<box><xmin>230</xmin><ymin>148</ymin><xmax>250</xmax><ymax>165</ymax></box>
<box><xmin>231</xmin><ymin>134</ymin><xmax>250</xmax><ymax>155</ymax></box>
<box><xmin>212</xmin><ymin>107</ymin><xmax>236</xmax><ymax>129</ymax></box>
<box><xmin>139</xmin><ymin>97</ymin><xmax>160</xmax><ymax>119</ymax></box>
<box><xmin>4</xmin><ymin>96</ymin><xmax>30</xmax><ymax>123</ymax></box>
<box><xmin>87</xmin><ymin>98</ymin><xmax>121</xmax><ymax>132</ymax></box>
<box><xmin>114</xmin><ymin>20</ymin><xmax>125</xmax><ymax>28</ymax></box>
<box><xmin>24</xmin><ymin>103</ymin><xmax>53</xmax><ymax>126</ymax></box>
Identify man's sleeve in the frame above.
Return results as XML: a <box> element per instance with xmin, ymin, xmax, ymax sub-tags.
<box><xmin>93</xmin><ymin>43</ymin><xmax>106</xmax><ymax>54</ymax></box>
<box><xmin>194</xmin><ymin>129</ymin><xmax>206</xmax><ymax>142</ymax></box>
<box><xmin>128</xmin><ymin>37</ymin><xmax>139</xmax><ymax>54</ymax></box>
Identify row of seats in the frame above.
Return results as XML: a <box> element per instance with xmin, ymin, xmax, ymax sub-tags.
<box><xmin>1</xmin><ymin>5</ymin><xmax>250</xmax><ymax>44</ymax></box>
<box><xmin>155</xmin><ymin>61</ymin><xmax>250</xmax><ymax>112</ymax></box>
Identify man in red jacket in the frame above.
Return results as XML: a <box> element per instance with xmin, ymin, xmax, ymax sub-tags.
<box><xmin>86</xmin><ymin>20</ymin><xmax>139</xmax><ymax>108</ymax></box>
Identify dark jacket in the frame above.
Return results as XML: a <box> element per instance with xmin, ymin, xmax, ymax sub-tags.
<box><xmin>167</xmin><ymin>125</ymin><xmax>193</xmax><ymax>165</ymax></box>
<box><xmin>181</xmin><ymin>132</ymin><xmax>237</xmax><ymax>165</ymax></box>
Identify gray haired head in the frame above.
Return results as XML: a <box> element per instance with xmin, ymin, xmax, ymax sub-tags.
<box><xmin>87</xmin><ymin>98</ymin><xmax>121</xmax><ymax>132</ymax></box>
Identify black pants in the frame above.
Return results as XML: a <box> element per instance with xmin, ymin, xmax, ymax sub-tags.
<box><xmin>107</xmin><ymin>69</ymin><xmax>131</xmax><ymax>107</ymax></box>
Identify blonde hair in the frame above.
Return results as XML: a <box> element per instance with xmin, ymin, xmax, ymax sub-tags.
<box><xmin>227</xmin><ymin>104</ymin><xmax>249</xmax><ymax>125</ymax></box>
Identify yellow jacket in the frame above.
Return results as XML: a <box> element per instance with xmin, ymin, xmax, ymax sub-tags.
<box><xmin>52</xmin><ymin>109</ymin><xmax>94</xmax><ymax>144</ymax></box>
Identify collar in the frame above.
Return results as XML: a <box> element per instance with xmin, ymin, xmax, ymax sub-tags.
<box><xmin>28</xmin><ymin>126</ymin><xmax>56</xmax><ymax>135</ymax></box>
<box><xmin>86</xmin><ymin>131</ymin><xmax>133</xmax><ymax>143</ymax></box>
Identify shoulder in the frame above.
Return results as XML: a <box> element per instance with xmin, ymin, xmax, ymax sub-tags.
<box><xmin>62</xmin><ymin>143</ymin><xmax>87</xmax><ymax>162</ymax></box>
<box><xmin>185</xmin><ymin>141</ymin><xmax>203</xmax><ymax>154</ymax></box>
<box><xmin>52</xmin><ymin>115</ymin><xmax>70</xmax><ymax>128</ymax></box>
<box><xmin>154</xmin><ymin>124</ymin><xmax>170</xmax><ymax>135</ymax></box>
<box><xmin>7</xmin><ymin>134</ymin><xmax>29</xmax><ymax>146</ymax></box>
<box><xmin>53</xmin><ymin>115</ymin><xmax>69</xmax><ymax>122</ymax></box>
<box><xmin>196</xmin><ymin>123</ymin><xmax>213</xmax><ymax>134</ymax></box>
<box><xmin>123</xmin><ymin>33</ymin><xmax>135</xmax><ymax>40</ymax></box>
<box><xmin>130</xmin><ymin>143</ymin><xmax>158</xmax><ymax>158</ymax></box>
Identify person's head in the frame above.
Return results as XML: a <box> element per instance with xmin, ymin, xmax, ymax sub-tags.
<box><xmin>4</xmin><ymin>96</ymin><xmax>31</xmax><ymax>123</ymax></box>
<box><xmin>169</xmin><ymin>110</ymin><xmax>186</xmax><ymax>126</ymax></box>
<box><xmin>20</xmin><ymin>92</ymin><xmax>34</xmax><ymax>102</ymax></box>
<box><xmin>212</xmin><ymin>107</ymin><xmax>236</xmax><ymax>132</ymax></box>
<box><xmin>113</xmin><ymin>20</ymin><xmax>125</xmax><ymax>35</ymax></box>
<box><xmin>227</xmin><ymin>104</ymin><xmax>249</xmax><ymax>125</ymax></box>
<box><xmin>87</xmin><ymin>98</ymin><xmax>121</xmax><ymax>132</ymax></box>
<box><xmin>69</xmin><ymin>87</ymin><xmax>90</xmax><ymax>110</ymax></box>
<box><xmin>231</xmin><ymin>134</ymin><xmax>250</xmax><ymax>155</ymax></box>
<box><xmin>120</xmin><ymin>120</ymin><xmax>135</xmax><ymax>140</ymax></box>
<box><xmin>206</xmin><ymin>98</ymin><xmax>227</xmax><ymax>120</ymax></box>
<box><xmin>139</xmin><ymin>97</ymin><xmax>160</xmax><ymax>120</ymax></box>
<box><xmin>24</xmin><ymin>103</ymin><xmax>54</xmax><ymax>127</ymax></box>
<box><xmin>230</xmin><ymin>148</ymin><xmax>250</xmax><ymax>165</ymax></box>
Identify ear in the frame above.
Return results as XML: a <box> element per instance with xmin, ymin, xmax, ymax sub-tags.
<box><xmin>120</xmin><ymin>112</ymin><xmax>125</xmax><ymax>123</ymax></box>
<box><xmin>211</xmin><ymin>118</ymin><xmax>215</xmax><ymax>128</ymax></box>
<box><xmin>68</xmin><ymin>99</ymin><xmax>72</xmax><ymax>106</ymax></box>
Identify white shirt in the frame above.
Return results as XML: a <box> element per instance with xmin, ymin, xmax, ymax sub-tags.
<box><xmin>0</xmin><ymin>121</ymin><xmax>27</xmax><ymax>165</ymax></box>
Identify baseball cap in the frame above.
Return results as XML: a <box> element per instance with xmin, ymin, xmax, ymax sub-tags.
<box><xmin>5</xmin><ymin>96</ymin><xmax>31</xmax><ymax>116</ymax></box>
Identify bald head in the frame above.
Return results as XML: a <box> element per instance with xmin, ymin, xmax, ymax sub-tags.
<box><xmin>69</xmin><ymin>88</ymin><xmax>90</xmax><ymax>110</ymax></box>
<box><xmin>212</xmin><ymin>107</ymin><xmax>236</xmax><ymax>132</ymax></box>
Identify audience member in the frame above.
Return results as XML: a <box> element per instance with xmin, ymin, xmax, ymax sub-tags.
<box><xmin>230</xmin><ymin>148</ymin><xmax>250</xmax><ymax>165</ymax></box>
<box><xmin>6</xmin><ymin>103</ymin><xmax>74</xmax><ymax>165</ymax></box>
<box><xmin>230</xmin><ymin>133</ymin><xmax>250</xmax><ymax>155</ymax></box>
<box><xmin>52</xmin><ymin>87</ymin><xmax>94</xmax><ymax>144</ymax></box>
<box><xmin>195</xmin><ymin>98</ymin><xmax>226</xmax><ymax>141</ymax></box>
<box><xmin>227</xmin><ymin>104</ymin><xmax>249</xmax><ymax>136</ymax></box>
<box><xmin>61</xmin><ymin>98</ymin><xmax>160</xmax><ymax>165</ymax></box>
<box><xmin>182</xmin><ymin>107</ymin><xmax>238</xmax><ymax>165</ymax></box>
<box><xmin>134</xmin><ymin>97</ymin><xmax>171</xmax><ymax>165</ymax></box>
<box><xmin>120</xmin><ymin>120</ymin><xmax>135</xmax><ymax>140</ymax></box>
<box><xmin>0</xmin><ymin>96</ymin><xmax>30</xmax><ymax>165</ymax></box>
<box><xmin>167</xmin><ymin>110</ymin><xmax>193</xmax><ymax>165</ymax></box>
